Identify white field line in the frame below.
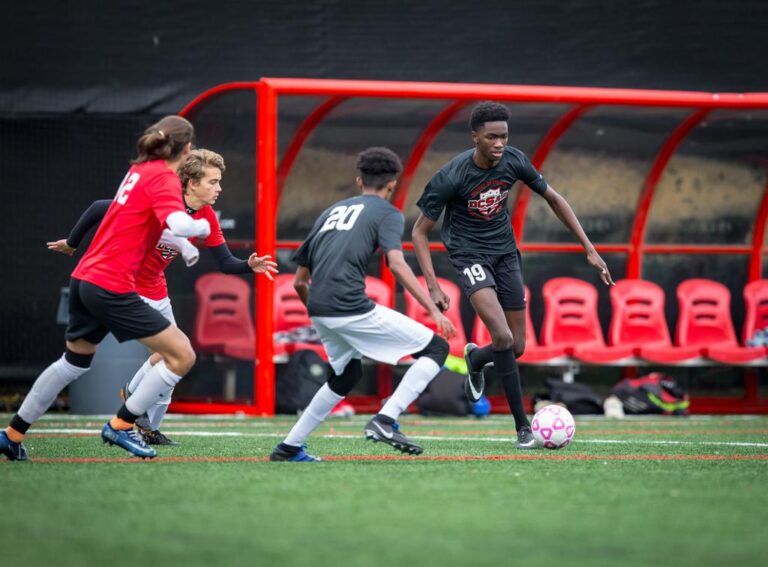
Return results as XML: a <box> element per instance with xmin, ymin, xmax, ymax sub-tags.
<box><xmin>32</xmin><ymin>428</ymin><xmax>768</xmax><ymax>448</ymax></box>
<box><xmin>21</xmin><ymin>414</ymin><xmax>768</xmax><ymax>427</ymax></box>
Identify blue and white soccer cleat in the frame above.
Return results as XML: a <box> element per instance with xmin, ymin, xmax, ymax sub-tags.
<box><xmin>269</xmin><ymin>443</ymin><xmax>322</xmax><ymax>462</ymax></box>
<box><xmin>0</xmin><ymin>430</ymin><xmax>29</xmax><ymax>461</ymax></box>
<box><xmin>101</xmin><ymin>422</ymin><xmax>157</xmax><ymax>459</ymax></box>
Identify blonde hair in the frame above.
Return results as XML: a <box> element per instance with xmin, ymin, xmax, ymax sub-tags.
<box><xmin>179</xmin><ymin>149</ymin><xmax>226</xmax><ymax>190</ymax></box>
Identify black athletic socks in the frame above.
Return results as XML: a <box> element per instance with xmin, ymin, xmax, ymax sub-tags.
<box><xmin>469</xmin><ymin>344</ymin><xmax>494</xmax><ymax>369</ymax></box>
<box><xmin>491</xmin><ymin>347</ymin><xmax>530</xmax><ymax>431</ymax></box>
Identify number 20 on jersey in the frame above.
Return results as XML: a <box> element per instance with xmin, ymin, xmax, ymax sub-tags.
<box><xmin>319</xmin><ymin>204</ymin><xmax>364</xmax><ymax>232</ymax></box>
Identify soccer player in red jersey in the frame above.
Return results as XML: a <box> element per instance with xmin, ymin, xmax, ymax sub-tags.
<box><xmin>46</xmin><ymin>149</ymin><xmax>277</xmax><ymax>445</ymax></box>
<box><xmin>0</xmin><ymin>116</ymin><xmax>212</xmax><ymax>460</ymax></box>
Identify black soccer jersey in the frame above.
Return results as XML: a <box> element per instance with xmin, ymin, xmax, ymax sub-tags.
<box><xmin>293</xmin><ymin>194</ymin><xmax>404</xmax><ymax>317</ymax></box>
<box><xmin>416</xmin><ymin>146</ymin><xmax>548</xmax><ymax>255</ymax></box>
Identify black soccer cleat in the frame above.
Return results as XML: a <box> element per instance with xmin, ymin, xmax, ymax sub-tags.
<box><xmin>135</xmin><ymin>415</ymin><xmax>152</xmax><ymax>432</ymax></box>
<box><xmin>139</xmin><ymin>428</ymin><xmax>180</xmax><ymax>446</ymax></box>
<box><xmin>269</xmin><ymin>443</ymin><xmax>321</xmax><ymax>462</ymax></box>
<box><xmin>364</xmin><ymin>416</ymin><xmax>423</xmax><ymax>455</ymax></box>
<box><xmin>463</xmin><ymin>342</ymin><xmax>486</xmax><ymax>403</ymax></box>
<box><xmin>0</xmin><ymin>430</ymin><xmax>29</xmax><ymax>461</ymax></box>
<box><xmin>516</xmin><ymin>425</ymin><xmax>536</xmax><ymax>450</ymax></box>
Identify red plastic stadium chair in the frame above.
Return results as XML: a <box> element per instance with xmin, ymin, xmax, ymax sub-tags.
<box><xmin>365</xmin><ymin>275</ymin><xmax>392</xmax><ymax>307</ymax></box>
<box><xmin>274</xmin><ymin>274</ymin><xmax>313</xmax><ymax>332</ymax></box>
<box><xmin>193</xmin><ymin>274</ymin><xmax>257</xmax><ymax>401</ymax></box>
<box><xmin>194</xmin><ymin>273</ymin><xmax>255</xmax><ymax>360</ymax></box>
<box><xmin>609</xmin><ymin>279</ymin><xmax>700</xmax><ymax>363</ymax></box>
<box><xmin>676</xmin><ymin>279</ymin><xmax>765</xmax><ymax>364</ymax></box>
<box><xmin>273</xmin><ymin>274</ymin><xmax>327</xmax><ymax>359</ymax></box>
<box><xmin>404</xmin><ymin>276</ymin><xmax>467</xmax><ymax>356</ymax></box>
<box><xmin>471</xmin><ymin>285</ymin><xmax>566</xmax><ymax>363</ymax></box>
<box><xmin>743</xmin><ymin>280</ymin><xmax>768</xmax><ymax>350</ymax></box>
<box><xmin>541</xmin><ymin>277</ymin><xmax>633</xmax><ymax>362</ymax></box>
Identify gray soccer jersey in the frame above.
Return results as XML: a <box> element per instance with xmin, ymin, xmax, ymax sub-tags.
<box><xmin>293</xmin><ymin>194</ymin><xmax>404</xmax><ymax>317</ymax></box>
<box><xmin>416</xmin><ymin>146</ymin><xmax>548</xmax><ymax>255</ymax></box>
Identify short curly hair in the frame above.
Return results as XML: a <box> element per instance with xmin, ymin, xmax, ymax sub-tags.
<box><xmin>469</xmin><ymin>101</ymin><xmax>511</xmax><ymax>131</ymax></box>
<box><xmin>178</xmin><ymin>149</ymin><xmax>226</xmax><ymax>190</ymax></box>
<box><xmin>356</xmin><ymin>147</ymin><xmax>403</xmax><ymax>189</ymax></box>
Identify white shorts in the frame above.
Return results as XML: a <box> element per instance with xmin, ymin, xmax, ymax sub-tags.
<box><xmin>312</xmin><ymin>304</ymin><xmax>434</xmax><ymax>374</ymax></box>
<box><xmin>139</xmin><ymin>295</ymin><xmax>176</xmax><ymax>326</ymax></box>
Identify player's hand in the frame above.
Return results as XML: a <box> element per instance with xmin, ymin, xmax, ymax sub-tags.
<box><xmin>429</xmin><ymin>286</ymin><xmax>450</xmax><ymax>312</ymax></box>
<box><xmin>431</xmin><ymin>309</ymin><xmax>456</xmax><ymax>339</ymax></box>
<box><xmin>47</xmin><ymin>239</ymin><xmax>76</xmax><ymax>256</ymax></box>
<box><xmin>248</xmin><ymin>253</ymin><xmax>278</xmax><ymax>280</ymax></box>
<box><xmin>587</xmin><ymin>250</ymin><xmax>615</xmax><ymax>286</ymax></box>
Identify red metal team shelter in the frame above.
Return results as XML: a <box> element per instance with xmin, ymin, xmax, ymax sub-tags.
<box><xmin>175</xmin><ymin>78</ymin><xmax>768</xmax><ymax>416</ymax></box>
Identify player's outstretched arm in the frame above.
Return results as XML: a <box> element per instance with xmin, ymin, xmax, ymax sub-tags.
<box><xmin>411</xmin><ymin>213</ymin><xmax>451</xmax><ymax>310</ymax></box>
<box><xmin>206</xmin><ymin>244</ymin><xmax>277</xmax><ymax>279</ymax></box>
<box><xmin>293</xmin><ymin>266</ymin><xmax>311</xmax><ymax>307</ymax></box>
<box><xmin>47</xmin><ymin>199</ymin><xmax>112</xmax><ymax>256</ymax></box>
<box><xmin>540</xmin><ymin>186</ymin><xmax>615</xmax><ymax>286</ymax></box>
<box><xmin>386</xmin><ymin>249</ymin><xmax>456</xmax><ymax>339</ymax></box>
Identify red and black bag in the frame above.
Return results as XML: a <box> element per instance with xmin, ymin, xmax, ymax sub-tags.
<box><xmin>610</xmin><ymin>373</ymin><xmax>690</xmax><ymax>415</ymax></box>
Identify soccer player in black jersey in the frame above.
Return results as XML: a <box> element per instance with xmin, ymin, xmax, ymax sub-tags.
<box><xmin>412</xmin><ymin>101</ymin><xmax>614</xmax><ymax>449</ymax></box>
<box><xmin>269</xmin><ymin>147</ymin><xmax>456</xmax><ymax>462</ymax></box>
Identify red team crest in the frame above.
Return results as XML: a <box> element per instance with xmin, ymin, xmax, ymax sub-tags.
<box><xmin>467</xmin><ymin>180</ymin><xmax>511</xmax><ymax>219</ymax></box>
<box><xmin>156</xmin><ymin>243</ymin><xmax>180</xmax><ymax>261</ymax></box>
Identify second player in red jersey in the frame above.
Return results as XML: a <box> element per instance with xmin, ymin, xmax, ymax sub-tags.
<box><xmin>47</xmin><ymin>148</ymin><xmax>277</xmax><ymax>445</ymax></box>
<box><xmin>2</xmin><ymin>116</ymin><xmax>214</xmax><ymax>461</ymax></box>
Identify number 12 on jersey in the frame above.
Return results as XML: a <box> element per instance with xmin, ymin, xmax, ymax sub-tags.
<box><xmin>115</xmin><ymin>172</ymin><xmax>140</xmax><ymax>205</ymax></box>
<box><xmin>319</xmin><ymin>204</ymin><xmax>364</xmax><ymax>232</ymax></box>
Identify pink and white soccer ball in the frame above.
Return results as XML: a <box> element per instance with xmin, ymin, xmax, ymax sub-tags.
<box><xmin>531</xmin><ymin>405</ymin><xmax>575</xmax><ymax>449</ymax></box>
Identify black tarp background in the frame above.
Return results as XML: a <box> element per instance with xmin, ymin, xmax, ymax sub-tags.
<box><xmin>2</xmin><ymin>0</ymin><xmax>767</xmax><ymax>381</ymax></box>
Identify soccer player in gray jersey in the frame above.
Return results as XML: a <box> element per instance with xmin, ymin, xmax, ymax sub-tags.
<box><xmin>412</xmin><ymin>102</ymin><xmax>614</xmax><ymax>449</ymax></box>
<box><xmin>270</xmin><ymin>147</ymin><xmax>456</xmax><ymax>462</ymax></box>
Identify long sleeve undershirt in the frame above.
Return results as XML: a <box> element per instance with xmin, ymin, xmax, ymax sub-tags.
<box><xmin>66</xmin><ymin>199</ymin><xmax>111</xmax><ymax>248</ymax></box>
<box><xmin>208</xmin><ymin>243</ymin><xmax>252</xmax><ymax>274</ymax></box>
<box><xmin>66</xmin><ymin>199</ymin><xmax>251</xmax><ymax>274</ymax></box>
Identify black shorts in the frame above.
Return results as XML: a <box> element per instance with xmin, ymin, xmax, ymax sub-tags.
<box><xmin>449</xmin><ymin>250</ymin><xmax>526</xmax><ymax>311</ymax></box>
<box><xmin>65</xmin><ymin>278</ymin><xmax>172</xmax><ymax>344</ymax></box>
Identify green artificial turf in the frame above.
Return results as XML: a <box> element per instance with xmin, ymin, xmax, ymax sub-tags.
<box><xmin>2</xmin><ymin>414</ymin><xmax>767</xmax><ymax>567</ymax></box>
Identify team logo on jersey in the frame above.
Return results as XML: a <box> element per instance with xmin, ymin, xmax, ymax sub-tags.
<box><xmin>156</xmin><ymin>243</ymin><xmax>180</xmax><ymax>261</ymax></box>
<box><xmin>467</xmin><ymin>180</ymin><xmax>511</xmax><ymax>219</ymax></box>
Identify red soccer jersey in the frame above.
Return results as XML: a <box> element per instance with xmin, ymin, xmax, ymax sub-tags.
<box><xmin>72</xmin><ymin>160</ymin><xmax>185</xmax><ymax>294</ymax></box>
<box><xmin>135</xmin><ymin>205</ymin><xmax>226</xmax><ymax>300</ymax></box>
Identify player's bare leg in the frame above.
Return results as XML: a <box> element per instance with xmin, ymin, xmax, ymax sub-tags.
<box><xmin>467</xmin><ymin>288</ymin><xmax>534</xmax><ymax>448</ymax></box>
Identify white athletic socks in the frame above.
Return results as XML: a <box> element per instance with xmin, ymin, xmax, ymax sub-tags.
<box><xmin>18</xmin><ymin>355</ymin><xmax>89</xmax><ymax>424</ymax></box>
<box><xmin>147</xmin><ymin>398</ymin><xmax>171</xmax><ymax>431</ymax></box>
<box><xmin>125</xmin><ymin>360</ymin><xmax>182</xmax><ymax>417</ymax></box>
<box><xmin>379</xmin><ymin>357</ymin><xmax>441</xmax><ymax>421</ymax></box>
<box><xmin>283</xmin><ymin>383</ymin><xmax>343</xmax><ymax>447</ymax></box>
<box><xmin>127</xmin><ymin>358</ymin><xmax>153</xmax><ymax>395</ymax></box>
<box><xmin>127</xmin><ymin>357</ymin><xmax>174</xmax><ymax>431</ymax></box>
